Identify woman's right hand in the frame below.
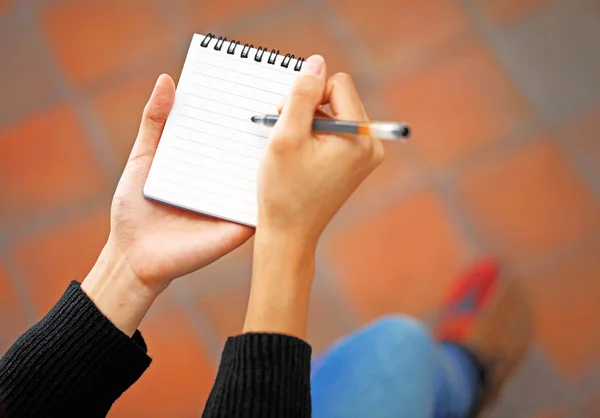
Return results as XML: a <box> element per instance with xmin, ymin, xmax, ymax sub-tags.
<box><xmin>244</xmin><ymin>55</ymin><xmax>383</xmax><ymax>339</ymax></box>
<box><xmin>258</xmin><ymin>55</ymin><xmax>384</xmax><ymax>248</ymax></box>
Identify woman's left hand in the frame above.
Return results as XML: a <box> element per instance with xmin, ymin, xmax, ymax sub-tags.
<box><xmin>82</xmin><ymin>74</ymin><xmax>254</xmax><ymax>335</ymax></box>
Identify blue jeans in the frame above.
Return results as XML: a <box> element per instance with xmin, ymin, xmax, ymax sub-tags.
<box><xmin>311</xmin><ymin>316</ymin><xmax>480</xmax><ymax>418</ymax></box>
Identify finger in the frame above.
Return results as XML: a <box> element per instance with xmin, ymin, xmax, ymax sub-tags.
<box><xmin>314</xmin><ymin>108</ymin><xmax>333</xmax><ymax>119</ymax></box>
<box><xmin>277</xmin><ymin>98</ymin><xmax>324</xmax><ymax>115</ymax></box>
<box><xmin>323</xmin><ymin>73</ymin><xmax>368</xmax><ymax>121</ymax></box>
<box><xmin>129</xmin><ymin>74</ymin><xmax>176</xmax><ymax>161</ymax></box>
<box><xmin>275</xmin><ymin>55</ymin><xmax>327</xmax><ymax>140</ymax></box>
<box><xmin>276</xmin><ymin>99</ymin><xmax>285</xmax><ymax>114</ymax></box>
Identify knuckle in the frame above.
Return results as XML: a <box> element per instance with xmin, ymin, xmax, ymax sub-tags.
<box><xmin>269</xmin><ymin>135</ymin><xmax>296</xmax><ymax>154</ymax></box>
<box><xmin>332</xmin><ymin>72</ymin><xmax>353</xmax><ymax>85</ymax></box>
<box><xmin>358</xmin><ymin>136</ymin><xmax>373</xmax><ymax>154</ymax></box>
<box><xmin>292</xmin><ymin>78</ymin><xmax>319</xmax><ymax>100</ymax></box>
<box><xmin>373</xmin><ymin>139</ymin><xmax>385</xmax><ymax>163</ymax></box>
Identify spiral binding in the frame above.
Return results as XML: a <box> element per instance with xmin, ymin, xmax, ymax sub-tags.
<box><xmin>200</xmin><ymin>33</ymin><xmax>305</xmax><ymax>72</ymax></box>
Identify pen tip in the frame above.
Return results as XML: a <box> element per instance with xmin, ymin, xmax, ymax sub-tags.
<box><xmin>250</xmin><ymin>116</ymin><xmax>258</xmax><ymax>123</ymax></box>
<box><xmin>400</xmin><ymin>126</ymin><xmax>410</xmax><ymax>138</ymax></box>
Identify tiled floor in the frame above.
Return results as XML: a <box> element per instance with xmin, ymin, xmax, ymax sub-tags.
<box><xmin>0</xmin><ymin>0</ymin><xmax>599</xmax><ymax>416</ymax></box>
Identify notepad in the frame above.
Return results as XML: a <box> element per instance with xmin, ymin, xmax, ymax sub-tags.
<box><xmin>144</xmin><ymin>33</ymin><xmax>304</xmax><ymax>226</ymax></box>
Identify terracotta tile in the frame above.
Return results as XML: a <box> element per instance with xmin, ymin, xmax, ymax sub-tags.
<box><xmin>327</xmin><ymin>189</ymin><xmax>467</xmax><ymax>321</ymax></box>
<box><xmin>458</xmin><ymin>138</ymin><xmax>600</xmax><ymax>262</ymax></box>
<box><xmin>523</xmin><ymin>243</ymin><xmax>600</xmax><ymax>381</ymax></box>
<box><xmin>0</xmin><ymin>0</ymin><xmax>10</xmax><ymax>15</ymax></box>
<box><xmin>197</xmin><ymin>281</ymin><xmax>250</xmax><ymax>347</ymax></box>
<box><xmin>353</xmin><ymin>141</ymin><xmax>416</xmax><ymax>199</ymax></box>
<box><xmin>231</xmin><ymin>14</ymin><xmax>353</xmax><ymax>76</ymax></box>
<box><xmin>383</xmin><ymin>45</ymin><xmax>532</xmax><ymax>168</ymax></box>
<box><xmin>110</xmin><ymin>308</ymin><xmax>215</xmax><ymax>417</ymax></box>
<box><xmin>0</xmin><ymin>21</ymin><xmax>55</xmax><ymax>125</ymax></box>
<box><xmin>197</xmin><ymin>278</ymin><xmax>354</xmax><ymax>354</ymax></box>
<box><xmin>13</xmin><ymin>208</ymin><xmax>110</xmax><ymax>316</ymax></box>
<box><xmin>93</xmin><ymin>75</ymin><xmax>158</xmax><ymax>168</ymax></box>
<box><xmin>306</xmin><ymin>284</ymin><xmax>355</xmax><ymax>354</ymax></box>
<box><xmin>475</xmin><ymin>0</ymin><xmax>550</xmax><ymax>24</ymax></box>
<box><xmin>182</xmin><ymin>0</ymin><xmax>284</xmax><ymax>29</ymax></box>
<box><xmin>0</xmin><ymin>104</ymin><xmax>107</xmax><ymax>222</ymax></box>
<box><xmin>331</xmin><ymin>0</ymin><xmax>471</xmax><ymax>67</ymax></box>
<box><xmin>41</xmin><ymin>0</ymin><xmax>175</xmax><ymax>85</ymax></box>
<box><xmin>92</xmin><ymin>52</ymin><xmax>183</xmax><ymax>168</ymax></box>
<box><xmin>534</xmin><ymin>409</ymin><xmax>564</xmax><ymax>418</ymax></box>
<box><xmin>0</xmin><ymin>267</ymin><xmax>28</xmax><ymax>354</ymax></box>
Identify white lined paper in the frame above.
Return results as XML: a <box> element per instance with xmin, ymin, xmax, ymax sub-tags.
<box><xmin>144</xmin><ymin>34</ymin><xmax>300</xmax><ymax>226</ymax></box>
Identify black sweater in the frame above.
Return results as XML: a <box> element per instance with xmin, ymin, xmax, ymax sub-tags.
<box><xmin>0</xmin><ymin>282</ymin><xmax>312</xmax><ymax>417</ymax></box>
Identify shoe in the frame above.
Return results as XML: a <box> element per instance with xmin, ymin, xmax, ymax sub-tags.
<box><xmin>435</xmin><ymin>258</ymin><xmax>533</xmax><ymax>416</ymax></box>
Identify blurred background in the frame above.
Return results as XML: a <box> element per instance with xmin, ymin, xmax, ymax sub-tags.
<box><xmin>0</xmin><ymin>0</ymin><xmax>599</xmax><ymax>416</ymax></box>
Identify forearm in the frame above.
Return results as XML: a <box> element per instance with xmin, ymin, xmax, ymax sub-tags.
<box><xmin>243</xmin><ymin>228</ymin><xmax>316</xmax><ymax>339</ymax></box>
<box><xmin>0</xmin><ymin>282</ymin><xmax>151</xmax><ymax>418</ymax></box>
<box><xmin>201</xmin><ymin>229</ymin><xmax>314</xmax><ymax>417</ymax></box>
<box><xmin>81</xmin><ymin>239</ymin><xmax>160</xmax><ymax>337</ymax></box>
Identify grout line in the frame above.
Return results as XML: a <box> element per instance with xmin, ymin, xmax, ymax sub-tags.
<box><xmin>167</xmin><ymin>282</ymin><xmax>224</xmax><ymax>366</ymax></box>
<box><xmin>0</xmin><ymin>91</ymin><xmax>61</xmax><ymax>133</ymax></box>
<box><xmin>153</xmin><ymin>0</ymin><xmax>189</xmax><ymax>46</ymax></box>
<box><xmin>554</xmin><ymin>126</ymin><xmax>600</xmax><ymax>203</ymax></box>
<box><xmin>17</xmin><ymin>3</ymin><xmax>121</xmax><ymax>184</ymax></box>
<box><xmin>1</xmin><ymin>192</ymin><xmax>113</xmax><ymax>243</ymax></box>
<box><xmin>0</xmin><ymin>11</ymin><xmax>62</xmax><ymax>131</ymax></box>
<box><xmin>208</xmin><ymin>2</ymin><xmax>306</xmax><ymax>40</ymax></box>
<box><xmin>314</xmin><ymin>247</ymin><xmax>360</xmax><ymax>329</ymax></box>
<box><xmin>515</xmin><ymin>229</ymin><xmax>600</xmax><ymax>279</ymax></box>
<box><xmin>433</xmin><ymin>176</ymin><xmax>482</xmax><ymax>259</ymax></box>
<box><xmin>170</xmin><ymin>286</ymin><xmax>223</xmax><ymax>362</ymax></box>
<box><xmin>0</xmin><ymin>235</ymin><xmax>37</xmax><ymax>324</ymax></box>
<box><xmin>305</xmin><ymin>0</ymin><xmax>376</xmax><ymax>78</ymax></box>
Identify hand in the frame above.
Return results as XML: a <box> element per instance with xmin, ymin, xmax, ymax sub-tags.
<box><xmin>244</xmin><ymin>56</ymin><xmax>383</xmax><ymax>339</ymax></box>
<box><xmin>82</xmin><ymin>74</ymin><xmax>254</xmax><ymax>335</ymax></box>
<box><xmin>258</xmin><ymin>56</ymin><xmax>384</xmax><ymax>247</ymax></box>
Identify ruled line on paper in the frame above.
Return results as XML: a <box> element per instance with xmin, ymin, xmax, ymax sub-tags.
<box><xmin>182</xmin><ymin>99</ymin><xmax>262</xmax><ymax>115</ymax></box>
<box><xmin>166</xmin><ymin>144</ymin><xmax>258</xmax><ymax>170</ymax></box>
<box><xmin>161</xmin><ymin>153</ymin><xmax>257</xmax><ymax>182</ymax></box>
<box><xmin>159</xmin><ymin>164</ymin><xmax>255</xmax><ymax>193</ymax></box>
<box><xmin>152</xmin><ymin>186</ymin><xmax>257</xmax><ymax>217</ymax></box>
<box><xmin>155</xmin><ymin>177</ymin><xmax>257</xmax><ymax>206</ymax></box>
<box><xmin>198</xmin><ymin>49</ymin><xmax>300</xmax><ymax>77</ymax></box>
<box><xmin>193</xmin><ymin>61</ymin><xmax>292</xmax><ymax>86</ymax></box>
<box><xmin>172</xmin><ymin>134</ymin><xmax>261</xmax><ymax>160</ymax></box>
<box><xmin>177</xmin><ymin>114</ymin><xmax>268</xmax><ymax>141</ymax></box>
<box><xmin>188</xmin><ymin>83</ymin><xmax>280</xmax><ymax>106</ymax></box>
<box><xmin>179</xmin><ymin>103</ymin><xmax>257</xmax><ymax>124</ymax></box>
<box><xmin>191</xmin><ymin>71</ymin><xmax>289</xmax><ymax>96</ymax></box>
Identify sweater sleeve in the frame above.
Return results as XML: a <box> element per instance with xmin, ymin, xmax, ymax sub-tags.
<box><xmin>0</xmin><ymin>281</ymin><xmax>152</xmax><ymax>418</ymax></box>
<box><xmin>202</xmin><ymin>333</ymin><xmax>312</xmax><ymax>418</ymax></box>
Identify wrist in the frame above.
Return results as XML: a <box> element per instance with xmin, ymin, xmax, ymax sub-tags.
<box><xmin>81</xmin><ymin>238</ymin><xmax>160</xmax><ymax>336</ymax></box>
<box><xmin>255</xmin><ymin>226</ymin><xmax>317</xmax><ymax>259</ymax></box>
<box><xmin>244</xmin><ymin>228</ymin><xmax>316</xmax><ymax>339</ymax></box>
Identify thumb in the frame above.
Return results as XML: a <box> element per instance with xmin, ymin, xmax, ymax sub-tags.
<box><xmin>129</xmin><ymin>74</ymin><xmax>175</xmax><ymax>161</ymax></box>
<box><xmin>276</xmin><ymin>55</ymin><xmax>326</xmax><ymax>138</ymax></box>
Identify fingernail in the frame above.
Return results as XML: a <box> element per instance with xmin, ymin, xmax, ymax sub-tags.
<box><xmin>300</xmin><ymin>55</ymin><xmax>324</xmax><ymax>78</ymax></box>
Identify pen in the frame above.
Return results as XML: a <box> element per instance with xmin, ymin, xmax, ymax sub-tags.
<box><xmin>250</xmin><ymin>114</ymin><xmax>411</xmax><ymax>140</ymax></box>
